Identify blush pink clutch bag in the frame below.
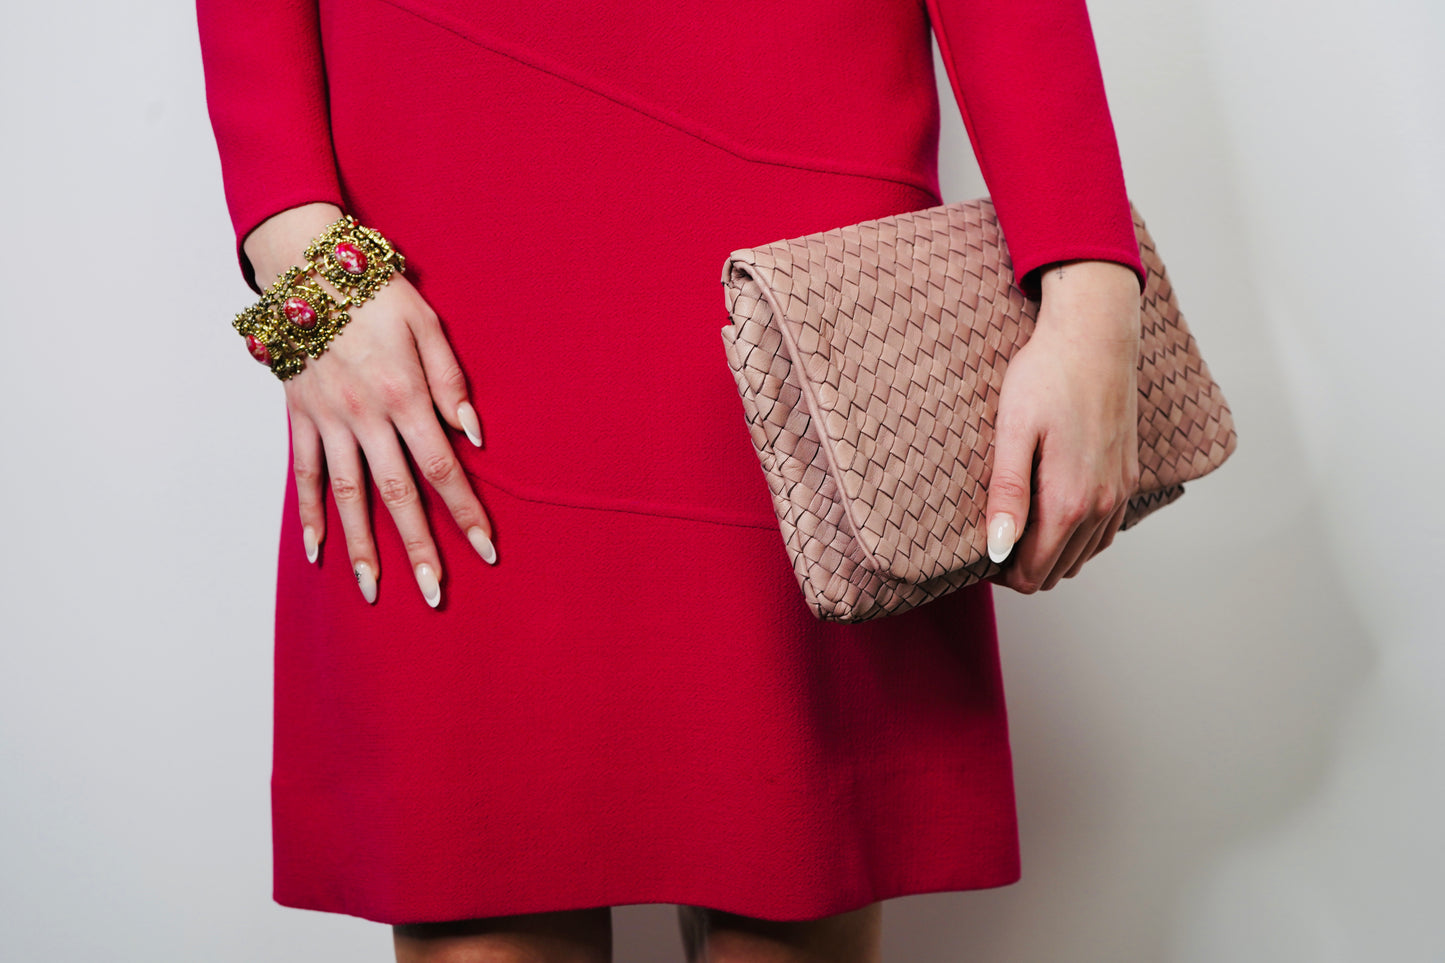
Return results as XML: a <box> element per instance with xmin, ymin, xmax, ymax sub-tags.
<box><xmin>719</xmin><ymin>198</ymin><xmax>1237</xmax><ymax>623</ymax></box>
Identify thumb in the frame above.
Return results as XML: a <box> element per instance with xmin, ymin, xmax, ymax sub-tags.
<box><xmin>985</xmin><ymin>412</ymin><xmax>1036</xmax><ymax>565</ymax></box>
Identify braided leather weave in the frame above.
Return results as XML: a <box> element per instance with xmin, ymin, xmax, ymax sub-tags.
<box><xmin>719</xmin><ymin>198</ymin><xmax>1237</xmax><ymax>623</ymax></box>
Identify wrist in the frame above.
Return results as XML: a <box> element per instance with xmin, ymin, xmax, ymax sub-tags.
<box><xmin>231</xmin><ymin>211</ymin><xmax>407</xmax><ymax>381</ymax></box>
<box><xmin>1035</xmin><ymin>259</ymin><xmax>1142</xmax><ymax>341</ymax></box>
<box><xmin>244</xmin><ymin>202</ymin><xmax>347</xmax><ymax>292</ymax></box>
<box><xmin>1038</xmin><ymin>258</ymin><xmax>1141</xmax><ymax>297</ymax></box>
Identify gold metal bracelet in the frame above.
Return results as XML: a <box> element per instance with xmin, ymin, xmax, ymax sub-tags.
<box><xmin>232</xmin><ymin>213</ymin><xmax>406</xmax><ymax>381</ymax></box>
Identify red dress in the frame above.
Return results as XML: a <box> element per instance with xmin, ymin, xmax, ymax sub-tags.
<box><xmin>196</xmin><ymin>0</ymin><xmax>1145</xmax><ymax>925</ymax></box>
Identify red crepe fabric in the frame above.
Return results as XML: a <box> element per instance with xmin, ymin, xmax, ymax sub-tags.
<box><xmin>197</xmin><ymin>0</ymin><xmax>1143</xmax><ymax>925</ymax></box>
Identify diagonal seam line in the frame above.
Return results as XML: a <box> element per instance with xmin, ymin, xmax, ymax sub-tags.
<box><xmin>365</xmin><ymin>0</ymin><xmax>944</xmax><ymax>201</ymax></box>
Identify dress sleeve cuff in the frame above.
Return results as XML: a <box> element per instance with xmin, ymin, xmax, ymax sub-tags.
<box><xmin>232</xmin><ymin>188</ymin><xmax>349</xmax><ymax>296</ymax></box>
<box><xmin>1013</xmin><ymin>240</ymin><xmax>1146</xmax><ymax>302</ymax></box>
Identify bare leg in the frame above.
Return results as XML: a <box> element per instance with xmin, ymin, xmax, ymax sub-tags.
<box><xmin>676</xmin><ymin>901</ymin><xmax>882</xmax><ymax>963</ymax></box>
<box><xmin>393</xmin><ymin>907</ymin><xmax>613</xmax><ymax>963</ymax></box>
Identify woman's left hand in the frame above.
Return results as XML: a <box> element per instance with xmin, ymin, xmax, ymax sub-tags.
<box><xmin>984</xmin><ymin>259</ymin><xmax>1143</xmax><ymax>593</ymax></box>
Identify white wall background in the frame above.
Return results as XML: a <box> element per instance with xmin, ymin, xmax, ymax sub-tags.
<box><xmin>2</xmin><ymin>0</ymin><xmax>1440</xmax><ymax>959</ymax></box>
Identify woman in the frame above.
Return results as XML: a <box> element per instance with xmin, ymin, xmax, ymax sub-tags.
<box><xmin>196</xmin><ymin>0</ymin><xmax>1145</xmax><ymax>959</ymax></box>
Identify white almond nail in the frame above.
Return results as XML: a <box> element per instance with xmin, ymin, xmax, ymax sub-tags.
<box><xmin>415</xmin><ymin>562</ymin><xmax>442</xmax><ymax>608</ymax></box>
<box><xmin>468</xmin><ymin>527</ymin><xmax>498</xmax><ymax>565</ymax></box>
<box><xmin>457</xmin><ymin>401</ymin><xmax>483</xmax><ymax>448</ymax></box>
<box><xmin>303</xmin><ymin>525</ymin><xmax>319</xmax><ymax>564</ymax></box>
<box><xmin>355</xmin><ymin>561</ymin><xmax>378</xmax><ymax>604</ymax></box>
<box><xmin>987</xmin><ymin>513</ymin><xmax>1017</xmax><ymax>564</ymax></box>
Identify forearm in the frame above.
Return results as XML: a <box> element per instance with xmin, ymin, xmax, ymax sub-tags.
<box><xmin>922</xmin><ymin>0</ymin><xmax>1145</xmax><ymax>299</ymax></box>
<box><xmin>197</xmin><ymin>0</ymin><xmax>346</xmax><ymax>292</ymax></box>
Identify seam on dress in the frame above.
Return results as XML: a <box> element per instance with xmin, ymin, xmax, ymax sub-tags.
<box><xmin>360</xmin><ymin>0</ymin><xmax>945</xmax><ymax>203</ymax></box>
<box><xmin>462</xmin><ymin>466</ymin><xmax>784</xmax><ymax>531</ymax></box>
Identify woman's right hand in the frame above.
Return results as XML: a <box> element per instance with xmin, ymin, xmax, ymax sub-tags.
<box><xmin>244</xmin><ymin>202</ymin><xmax>497</xmax><ymax>608</ymax></box>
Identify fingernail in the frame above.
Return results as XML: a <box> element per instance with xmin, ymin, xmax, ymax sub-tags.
<box><xmin>415</xmin><ymin>562</ymin><xmax>442</xmax><ymax>608</ymax></box>
<box><xmin>303</xmin><ymin>525</ymin><xmax>319</xmax><ymax>564</ymax></box>
<box><xmin>354</xmin><ymin>561</ymin><xmax>378</xmax><ymax>604</ymax></box>
<box><xmin>467</xmin><ymin>526</ymin><xmax>498</xmax><ymax>565</ymax></box>
<box><xmin>987</xmin><ymin>513</ymin><xmax>1017</xmax><ymax>564</ymax></box>
<box><xmin>457</xmin><ymin>401</ymin><xmax>483</xmax><ymax>448</ymax></box>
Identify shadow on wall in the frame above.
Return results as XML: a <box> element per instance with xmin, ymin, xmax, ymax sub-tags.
<box><xmin>883</xmin><ymin>2</ymin><xmax>1376</xmax><ymax>959</ymax></box>
<box><xmin>908</xmin><ymin>501</ymin><xmax>1372</xmax><ymax>963</ymax></box>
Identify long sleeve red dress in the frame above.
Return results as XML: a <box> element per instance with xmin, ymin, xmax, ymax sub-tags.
<box><xmin>196</xmin><ymin>0</ymin><xmax>1145</xmax><ymax>926</ymax></box>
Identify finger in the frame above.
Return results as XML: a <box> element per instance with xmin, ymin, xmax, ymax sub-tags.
<box><xmin>1045</xmin><ymin>482</ymin><xmax>1122</xmax><ymax>589</ymax></box>
<box><xmin>289</xmin><ymin>408</ymin><xmax>326</xmax><ymax>564</ymax></box>
<box><xmin>1085</xmin><ymin>499</ymin><xmax>1129</xmax><ymax>563</ymax></box>
<box><xmin>1092</xmin><ymin>454</ymin><xmax>1138</xmax><ymax>561</ymax></box>
<box><xmin>410</xmin><ymin>307</ymin><xmax>483</xmax><ymax>449</ymax></box>
<box><xmin>320</xmin><ymin>428</ymin><xmax>381</xmax><ymax>604</ymax></box>
<box><xmin>1045</xmin><ymin>512</ymin><xmax>1104</xmax><ymax>590</ymax></box>
<box><xmin>355</xmin><ymin>424</ymin><xmax>445</xmax><ymax>608</ymax></box>
<box><xmin>984</xmin><ymin>410</ymin><xmax>1037</xmax><ymax>568</ymax></box>
<box><xmin>1063</xmin><ymin>512</ymin><xmax>1110</xmax><ymax>580</ymax></box>
<box><xmin>394</xmin><ymin>408</ymin><xmax>499</xmax><ymax>566</ymax></box>
<box><xmin>1001</xmin><ymin>477</ymin><xmax>1087</xmax><ymax>595</ymax></box>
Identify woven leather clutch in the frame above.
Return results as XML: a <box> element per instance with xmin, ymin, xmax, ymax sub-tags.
<box><xmin>719</xmin><ymin>197</ymin><xmax>1237</xmax><ymax>623</ymax></box>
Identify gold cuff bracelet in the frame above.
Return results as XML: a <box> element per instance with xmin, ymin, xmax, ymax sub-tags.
<box><xmin>232</xmin><ymin>213</ymin><xmax>406</xmax><ymax>381</ymax></box>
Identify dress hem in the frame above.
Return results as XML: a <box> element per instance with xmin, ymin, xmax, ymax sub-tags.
<box><xmin>274</xmin><ymin>864</ymin><xmax>1024</xmax><ymax>926</ymax></box>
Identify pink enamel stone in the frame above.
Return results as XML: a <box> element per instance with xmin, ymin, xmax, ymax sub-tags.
<box><xmin>283</xmin><ymin>295</ymin><xmax>318</xmax><ymax>329</ymax></box>
<box><xmin>245</xmin><ymin>334</ymin><xmax>270</xmax><ymax>364</ymax></box>
<box><xmin>334</xmin><ymin>241</ymin><xmax>368</xmax><ymax>275</ymax></box>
